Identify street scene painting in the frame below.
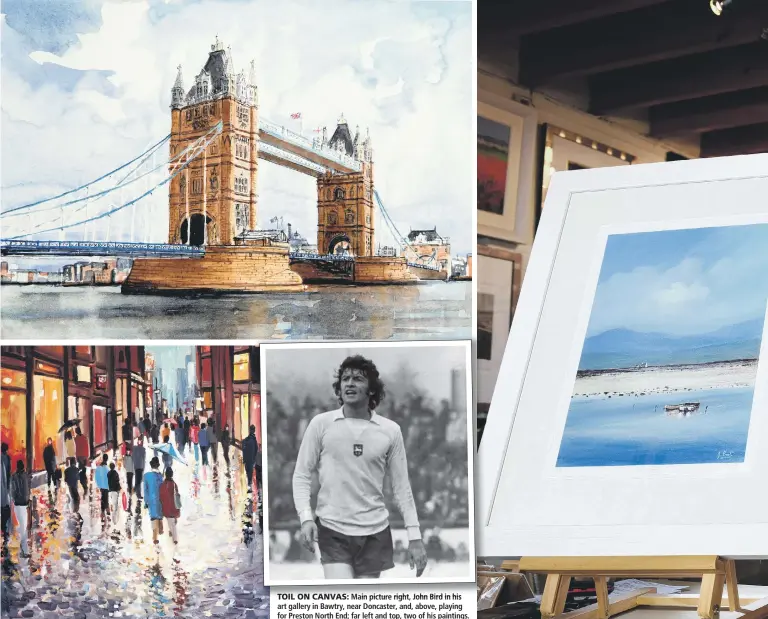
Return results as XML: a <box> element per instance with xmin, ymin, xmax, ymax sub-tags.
<box><xmin>1</xmin><ymin>345</ymin><xmax>266</xmax><ymax>617</ymax></box>
<box><xmin>262</xmin><ymin>341</ymin><xmax>473</xmax><ymax>585</ymax></box>
<box><xmin>0</xmin><ymin>0</ymin><xmax>473</xmax><ymax>340</ymax></box>
<box><xmin>557</xmin><ymin>223</ymin><xmax>768</xmax><ymax>467</ymax></box>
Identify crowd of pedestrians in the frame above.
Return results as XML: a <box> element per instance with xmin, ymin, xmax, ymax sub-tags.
<box><xmin>1</xmin><ymin>409</ymin><xmax>262</xmax><ymax>559</ymax></box>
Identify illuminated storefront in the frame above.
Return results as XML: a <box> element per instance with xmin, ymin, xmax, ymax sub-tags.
<box><xmin>196</xmin><ymin>346</ymin><xmax>260</xmax><ymax>445</ymax></box>
<box><xmin>32</xmin><ymin>360</ymin><xmax>64</xmax><ymax>471</ymax></box>
<box><xmin>1</xmin><ymin>362</ymin><xmax>27</xmax><ymax>470</ymax></box>
<box><xmin>0</xmin><ymin>345</ymin><xmax>144</xmax><ymax>472</ymax></box>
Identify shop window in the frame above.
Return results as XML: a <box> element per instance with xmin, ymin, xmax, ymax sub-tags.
<box><xmin>1</xmin><ymin>367</ymin><xmax>26</xmax><ymax>389</ymax></box>
<box><xmin>0</xmin><ymin>390</ymin><xmax>26</xmax><ymax>470</ymax></box>
<box><xmin>200</xmin><ymin>346</ymin><xmax>211</xmax><ymax>354</ymax></box>
<box><xmin>93</xmin><ymin>406</ymin><xmax>108</xmax><ymax>448</ymax></box>
<box><xmin>75</xmin><ymin>365</ymin><xmax>91</xmax><ymax>383</ymax></box>
<box><xmin>33</xmin><ymin>375</ymin><xmax>63</xmax><ymax>471</ymax></box>
<box><xmin>203</xmin><ymin>390</ymin><xmax>212</xmax><ymax>409</ymax></box>
<box><xmin>118</xmin><ymin>350</ymin><xmax>125</xmax><ymax>363</ymax></box>
<box><xmin>240</xmin><ymin>394</ymin><xmax>250</xmax><ymax>441</ymax></box>
<box><xmin>74</xmin><ymin>346</ymin><xmax>91</xmax><ymax>359</ymax></box>
<box><xmin>233</xmin><ymin>352</ymin><xmax>249</xmax><ymax>382</ymax></box>
<box><xmin>37</xmin><ymin>347</ymin><xmax>63</xmax><ymax>360</ymax></box>
<box><xmin>94</xmin><ymin>346</ymin><xmax>109</xmax><ymax>366</ymax></box>
<box><xmin>251</xmin><ymin>394</ymin><xmax>261</xmax><ymax>443</ymax></box>
<box><xmin>201</xmin><ymin>357</ymin><xmax>212</xmax><ymax>383</ymax></box>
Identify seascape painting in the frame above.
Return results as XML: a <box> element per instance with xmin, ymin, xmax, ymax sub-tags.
<box><xmin>0</xmin><ymin>0</ymin><xmax>472</xmax><ymax>340</ymax></box>
<box><xmin>557</xmin><ymin>224</ymin><xmax>768</xmax><ymax>468</ymax></box>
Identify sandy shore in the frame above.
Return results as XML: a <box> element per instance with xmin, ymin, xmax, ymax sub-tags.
<box><xmin>572</xmin><ymin>360</ymin><xmax>758</xmax><ymax>398</ymax></box>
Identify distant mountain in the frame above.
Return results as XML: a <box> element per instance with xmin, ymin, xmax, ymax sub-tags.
<box><xmin>579</xmin><ymin>318</ymin><xmax>764</xmax><ymax>370</ymax></box>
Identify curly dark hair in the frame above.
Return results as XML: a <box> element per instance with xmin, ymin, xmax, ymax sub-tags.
<box><xmin>333</xmin><ymin>355</ymin><xmax>385</xmax><ymax>410</ymax></box>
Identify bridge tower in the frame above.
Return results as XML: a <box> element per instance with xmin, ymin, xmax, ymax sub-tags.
<box><xmin>169</xmin><ymin>37</ymin><xmax>259</xmax><ymax>246</ymax></box>
<box><xmin>316</xmin><ymin>116</ymin><xmax>375</xmax><ymax>256</ymax></box>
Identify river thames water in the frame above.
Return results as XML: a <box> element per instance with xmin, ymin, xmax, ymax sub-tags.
<box><xmin>1</xmin><ymin>282</ymin><xmax>472</xmax><ymax>340</ymax></box>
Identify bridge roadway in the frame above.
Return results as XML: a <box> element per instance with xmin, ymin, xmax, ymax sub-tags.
<box><xmin>0</xmin><ymin>239</ymin><xmax>367</xmax><ymax>262</ymax></box>
<box><xmin>258</xmin><ymin>119</ymin><xmax>362</xmax><ymax>176</ymax></box>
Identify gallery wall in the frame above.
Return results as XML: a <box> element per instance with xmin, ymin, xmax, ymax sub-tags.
<box><xmin>476</xmin><ymin>66</ymin><xmax>703</xmax><ymax>439</ymax></box>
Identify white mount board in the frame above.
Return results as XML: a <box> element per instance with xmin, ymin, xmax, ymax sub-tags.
<box><xmin>477</xmin><ymin>154</ymin><xmax>768</xmax><ymax>558</ymax></box>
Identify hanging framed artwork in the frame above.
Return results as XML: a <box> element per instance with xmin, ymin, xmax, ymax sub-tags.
<box><xmin>478</xmin><ymin>100</ymin><xmax>531</xmax><ymax>242</ymax></box>
<box><xmin>477</xmin><ymin>153</ymin><xmax>768</xmax><ymax>558</ymax></box>
<box><xmin>477</xmin><ymin>245</ymin><xmax>522</xmax><ymax>411</ymax></box>
<box><xmin>539</xmin><ymin>124</ymin><xmax>634</xmax><ymax>216</ymax></box>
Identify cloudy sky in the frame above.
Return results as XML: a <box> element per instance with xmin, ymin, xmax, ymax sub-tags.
<box><xmin>1</xmin><ymin>0</ymin><xmax>473</xmax><ymax>255</ymax></box>
<box><xmin>586</xmin><ymin>224</ymin><xmax>768</xmax><ymax>337</ymax></box>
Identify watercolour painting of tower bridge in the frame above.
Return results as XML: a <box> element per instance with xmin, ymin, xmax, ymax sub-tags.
<box><xmin>0</xmin><ymin>1</ymin><xmax>472</xmax><ymax>339</ymax></box>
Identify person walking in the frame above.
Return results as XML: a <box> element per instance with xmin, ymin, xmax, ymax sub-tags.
<box><xmin>122</xmin><ymin>417</ymin><xmax>133</xmax><ymax>447</ymax></box>
<box><xmin>74</xmin><ymin>427</ymin><xmax>89</xmax><ymax>469</ymax></box>
<box><xmin>183</xmin><ymin>417</ymin><xmax>191</xmax><ymax>454</ymax></box>
<box><xmin>1</xmin><ymin>459</ymin><xmax>10</xmax><ymax>551</ymax></box>
<box><xmin>199</xmin><ymin>422</ymin><xmax>210</xmax><ymax>465</ymax></box>
<box><xmin>207</xmin><ymin>419</ymin><xmax>218</xmax><ymax>463</ymax></box>
<box><xmin>1</xmin><ymin>444</ymin><xmax>10</xmax><ymax>486</ymax></box>
<box><xmin>133</xmin><ymin>438</ymin><xmax>146</xmax><ymax>500</ymax></box>
<box><xmin>64</xmin><ymin>430</ymin><xmax>76</xmax><ymax>461</ymax></box>
<box><xmin>190</xmin><ymin>421</ymin><xmax>200</xmax><ymax>463</ymax></box>
<box><xmin>107</xmin><ymin>463</ymin><xmax>121</xmax><ymax>523</ymax></box>
<box><xmin>64</xmin><ymin>458</ymin><xmax>81</xmax><ymax>512</ymax></box>
<box><xmin>161</xmin><ymin>423</ymin><xmax>171</xmax><ymax>443</ymax></box>
<box><xmin>159</xmin><ymin>468</ymin><xmax>181</xmax><ymax>545</ymax></box>
<box><xmin>174</xmin><ymin>422</ymin><xmax>185</xmax><ymax>454</ymax></box>
<box><xmin>160</xmin><ymin>435</ymin><xmax>173</xmax><ymax>472</ymax></box>
<box><xmin>150</xmin><ymin>423</ymin><xmax>160</xmax><ymax>445</ymax></box>
<box><xmin>95</xmin><ymin>454</ymin><xmax>110</xmax><ymax>516</ymax></box>
<box><xmin>143</xmin><ymin>457</ymin><xmax>164</xmax><ymax>544</ymax></box>
<box><xmin>124</xmin><ymin>444</ymin><xmax>135</xmax><ymax>495</ymax></box>
<box><xmin>242</xmin><ymin>425</ymin><xmax>258</xmax><ymax>494</ymax></box>
<box><xmin>220</xmin><ymin>424</ymin><xmax>231</xmax><ymax>467</ymax></box>
<box><xmin>292</xmin><ymin>355</ymin><xmax>428</xmax><ymax>580</ymax></box>
<box><xmin>43</xmin><ymin>437</ymin><xmax>57</xmax><ymax>489</ymax></box>
<box><xmin>10</xmin><ymin>460</ymin><xmax>30</xmax><ymax>558</ymax></box>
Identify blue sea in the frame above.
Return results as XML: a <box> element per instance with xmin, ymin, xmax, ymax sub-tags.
<box><xmin>556</xmin><ymin>387</ymin><xmax>755</xmax><ymax>467</ymax></box>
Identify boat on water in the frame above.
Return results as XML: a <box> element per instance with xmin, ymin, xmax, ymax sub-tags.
<box><xmin>664</xmin><ymin>402</ymin><xmax>701</xmax><ymax>416</ymax></box>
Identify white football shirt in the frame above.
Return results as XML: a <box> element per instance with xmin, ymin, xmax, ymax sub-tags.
<box><xmin>292</xmin><ymin>408</ymin><xmax>421</xmax><ymax>541</ymax></box>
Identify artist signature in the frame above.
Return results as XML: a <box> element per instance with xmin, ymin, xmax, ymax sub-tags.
<box><xmin>716</xmin><ymin>450</ymin><xmax>734</xmax><ymax>461</ymax></box>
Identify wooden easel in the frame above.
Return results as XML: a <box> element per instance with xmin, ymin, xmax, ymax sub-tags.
<box><xmin>517</xmin><ymin>556</ymin><xmax>768</xmax><ymax>619</ymax></box>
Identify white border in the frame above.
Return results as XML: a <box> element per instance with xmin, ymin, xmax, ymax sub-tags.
<box><xmin>260</xmin><ymin>339</ymin><xmax>476</xmax><ymax>587</ymax></box>
<box><xmin>477</xmin><ymin>153</ymin><xmax>768</xmax><ymax>558</ymax></box>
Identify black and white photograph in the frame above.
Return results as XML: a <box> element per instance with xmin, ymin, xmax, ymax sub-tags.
<box><xmin>261</xmin><ymin>341</ymin><xmax>474</xmax><ymax>586</ymax></box>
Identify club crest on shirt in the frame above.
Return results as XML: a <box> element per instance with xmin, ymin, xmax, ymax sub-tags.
<box><xmin>353</xmin><ymin>443</ymin><xmax>363</xmax><ymax>457</ymax></box>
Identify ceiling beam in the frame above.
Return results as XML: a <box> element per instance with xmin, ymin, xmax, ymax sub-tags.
<box><xmin>700</xmin><ymin>122</ymin><xmax>768</xmax><ymax>157</ymax></box>
<box><xmin>589</xmin><ymin>42</ymin><xmax>768</xmax><ymax>113</ymax></box>
<box><xmin>520</xmin><ymin>0</ymin><xmax>768</xmax><ymax>85</ymax></box>
<box><xmin>479</xmin><ymin>0</ymin><xmax>673</xmax><ymax>37</ymax></box>
<box><xmin>649</xmin><ymin>87</ymin><xmax>768</xmax><ymax>136</ymax></box>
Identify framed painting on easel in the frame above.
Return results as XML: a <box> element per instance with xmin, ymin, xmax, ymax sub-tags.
<box><xmin>477</xmin><ymin>153</ymin><xmax>768</xmax><ymax>559</ymax></box>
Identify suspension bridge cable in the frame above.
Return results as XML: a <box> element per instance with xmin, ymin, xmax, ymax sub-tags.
<box><xmin>1</xmin><ymin>124</ymin><xmax>222</xmax><ymax>222</ymax></box>
<box><xmin>0</xmin><ymin>134</ymin><xmax>171</xmax><ymax>215</ymax></box>
<box><xmin>7</xmin><ymin>127</ymin><xmax>221</xmax><ymax>240</ymax></box>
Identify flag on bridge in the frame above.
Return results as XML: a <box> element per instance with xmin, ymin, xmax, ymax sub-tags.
<box><xmin>290</xmin><ymin>112</ymin><xmax>302</xmax><ymax>119</ymax></box>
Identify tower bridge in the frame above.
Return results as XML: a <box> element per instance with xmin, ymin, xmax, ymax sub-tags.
<box><xmin>0</xmin><ymin>37</ymin><xmax>449</xmax><ymax>290</ymax></box>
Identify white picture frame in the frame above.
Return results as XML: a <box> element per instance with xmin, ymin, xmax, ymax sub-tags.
<box><xmin>477</xmin><ymin>101</ymin><xmax>525</xmax><ymax>242</ymax></box>
<box><xmin>477</xmin><ymin>246</ymin><xmax>521</xmax><ymax>409</ymax></box>
<box><xmin>477</xmin><ymin>154</ymin><xmax>768</xmax><ymax>559</ymax></box>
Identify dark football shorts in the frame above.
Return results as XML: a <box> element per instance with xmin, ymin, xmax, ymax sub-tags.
<box><xmin>316</xmin><ymin>519</ymin><xmax>395</xmax><ymax>575</ymax></box>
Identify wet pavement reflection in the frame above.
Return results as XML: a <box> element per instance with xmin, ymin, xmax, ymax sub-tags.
<box><xmin>1</xmin><ymin>445</ymin><xmax>268</xmax><ymax>618</ymax></box>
